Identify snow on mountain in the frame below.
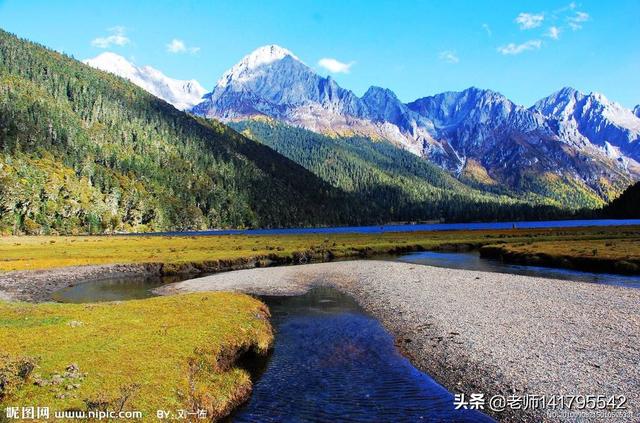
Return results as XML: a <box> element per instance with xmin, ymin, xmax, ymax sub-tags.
<box><xmin>408</xmin><ymin>88</ymin><xmax>548</xmax><ymax>133</ymax></box>
<box><xmin>84</xmin><ymin>52</ymin><xmax>206</xmax><ymax>110</ymax></box>
<box><xmin>215</xmin><ymin>45</ymin><xmax>300</xmax><ymax>89</ymax></box>
<box><xmin>406</xmin><ymin>87</ymin><xmax>640</xmax><ymax>193</ymax></box>
<box><xmin>634</xmin><ymin>105</ymin><xmax>640</xmax><ymax>118</ymax></box>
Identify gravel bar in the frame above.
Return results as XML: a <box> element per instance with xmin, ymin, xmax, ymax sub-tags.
<box><xmin>157</xmin><ymin>260</ymin><xmax>640</xmax><ymax>422</ymax></box>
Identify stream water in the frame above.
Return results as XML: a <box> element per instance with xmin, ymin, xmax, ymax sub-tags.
<box><xmin>52</xmin><ymin>276</ymin><xmax>494</xmax><ymax>421</ymax></box>
<box><xmin>142</xmin><ymin>218</ymin><xmax>640</xmax><ymax>236</ymax></box>
<box><xmin>50</xmin><ymin>274</ymin><xmax>204</xmax><ymax>303</ymax></box>
<box><xmin>394</xmin><ymin>251</ymin><xmax>640</xmax><ymax>288</ymax></box>
<box><xmin>230</xmin><ymin>287</ymin><xmax>492</xmax><ymax>422</ymax></box>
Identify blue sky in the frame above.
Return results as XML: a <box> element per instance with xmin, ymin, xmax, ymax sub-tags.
<box><xmin>1</xmin><ymin>0</ymin><xmax>638</xmax><ymax>107</ymax></box>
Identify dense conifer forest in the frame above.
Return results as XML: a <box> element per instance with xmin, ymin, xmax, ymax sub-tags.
<box><xmin>232</xmin><ymin>120</ymin><xmax>576</xmax><ymax>223</ymax></box>
<box><xmin>600</xmin><ymin>182</ymin><xmax>640</xmax><ymax>218</ymax></box>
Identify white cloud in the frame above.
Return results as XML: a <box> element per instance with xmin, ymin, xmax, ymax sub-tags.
<box><xmin>482</xmin><ymin>23</ymin><xmax>492</xmax><ymax>36</ymax></box>
<box><xmin>568</xmin><ymin>11</ymin><xmax>590</xmax><ymax>30</ymax></box>
<box><xmin>91</xmin><ymin>26</ymin><xmax>130</xmax><ymax>48</ymax></box>
<box><xmin>439</xmin><ymin>50</ymin><xmax>459</xmax><ymax>64</ymax></box>
<box><xmin>167</xmin><ymin>39</ymin><xmax>185</xmax><ymax>53</ymax></box>
<box><xmin>515</xmin><ymin>13</ymin><xmax>545</xmax><ymax>29</ymax></box>
<box><xmin>166</xmin><ymin>39</ymin><xmax>200</xmax><ymax>54</ymax></box>
<box><xmin>546</xmin><ymin>26</ymin><xmax>561</xmax><ymax>40</ymax></box>
<box><xmin>318</xmin><ymin>58</ymin><xmax>354</xmax><ymax>74</ymax></box>
<box><xmin>498</xmin><ymin>40</ymin><xmax>542</xmax><ymax>55</ymax></box>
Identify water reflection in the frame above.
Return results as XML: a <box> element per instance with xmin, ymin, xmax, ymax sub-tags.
<box><xmin>51</xmin><ymin>274</ymin><xmax>202</xmax><ymax>303</ymax></box>
<box><xmin>394</xmin><ymin>251</ymin><xmax>640</xmax><ymax>288</ymax></box>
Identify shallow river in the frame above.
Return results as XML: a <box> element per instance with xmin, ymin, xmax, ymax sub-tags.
<box><xmin>52</xmin><ymin>249</ymin><xmax>640</xmax><ymax>304</ymax></box>
<box><xmin>230</xmin><ymin>287</ymin><xmax>492</xmax><ymax>422</ymax></box>
<box><xmin>52</xmin><ymin>272</ymin><xmax>496</xmax><ymax>421</ymax></box>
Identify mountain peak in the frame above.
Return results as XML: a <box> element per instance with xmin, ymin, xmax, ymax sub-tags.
<box><xmin>533</xmin><ymin>86</ymin><xmax>640</xmax><ymax>151</ymax></box>
<box><xmin>216</xmin><ymin>44</ymin><xmax>301</xmax><ymax>89</ymax></box>
<box><xmin>84</xmin><ymin>52</ymin><xmax>137</xmax><ymax>75</ymax></box>
<box><xmin>532</xmin><ymin>87</ymin><xmax>583</xmax><ymax>117</ymax></box>
<box><xmin>363</xmin><ymin>86</ymin><xmax>398</xmax><ymax>100</ymax></box>
<box><xmin>557</xmin><ymin>86</ymin><xmax>581</xmax><ymax>96</ymax></box>
<box><xmin>84</xmin><ymin>53</ymin><xmax>206</xmax><ymax>110</ymax></box>
<box><xmin>634</xmin><ymin>105</ymin><xmax>640</xmax><ymax>118</ymax></box>
<box><xmin>247</xmin><ymin>44</ymin><xmax>298</xmax><ymax>65</ymax></box>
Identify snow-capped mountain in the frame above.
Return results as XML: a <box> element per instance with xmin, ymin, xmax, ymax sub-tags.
<box><xmin>532</xmin><ymin>87</ymin><xmax>640</xmax><ymax>160</ymax></box>
<box><xmin>192</xmin><ymin>45</ymin><xmax>433</xmax><ymax>155</ymax></box>
<box><xmin>84</xmin><ymin>52</ymin><xmax>206</xmax><ymax>110</ymax></box>
<box><xmin>634</xmin><ymin>105</ymin><xmax>640</xmax><ymax>118</ymax></box>
<box><xmin>407</xmin><ymin>88</ymin><xmax>554</xmax><ymax>169</ymax></box>
<box><xmin>408</xmin><ymin>88</ymin><xmax>639</xmax><ymax>195</ymax></box>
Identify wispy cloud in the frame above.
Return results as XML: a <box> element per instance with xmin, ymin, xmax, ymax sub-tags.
<box><xmin>546</xmin><ymin>26</ymin><xmax>561</xmax><ymax>40</ymax></box>
<box><xmin>553</xmin><ymin>1</ymin><xmax>577</xmax><ymax>15</ymax></box>
<box><xmin>498</xmin><ymin>40</ymin><xmax>542</xmax><ymax>55</ymax></box>
<box><xmin>166</xmin><ymin>39</ymin><xmax>200</xmax><ymax>54</ymax></box>
<box><xmin>515</xmin><ymin>13</ymin><xmax>545</xmax><ymax>30</ymax></box>
<box><xmin>318</xmin><ymin>58</ymin><xmax>354</xmax><ymax>74</ymax></box>
<box><xmin>438</xmin><ymin>50</ymin><xmax>459</xmax><ymax>64</ymax></box>
<box><xmin>91</xmin><ymin>26</ymin><xmax>130</xmax><ymax>48</ymax></box>
<box><xmin>567</xmin><ymin>11</ymin><xmax>590</xmax><ymax>30</ymax></box>
<box><xmin>482</xmin><ymin>23</ymin><xmax>492</xmax><ymax>37</ymax></box>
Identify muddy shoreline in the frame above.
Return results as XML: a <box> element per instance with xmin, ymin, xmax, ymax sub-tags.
<box><xmin>157</xmin><ymin>261</ymin><xmax>640</xmax><ymax>423</ymax></box>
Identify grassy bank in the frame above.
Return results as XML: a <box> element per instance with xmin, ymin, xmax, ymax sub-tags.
<box><xmin>0</xmin><ymin>226</ymin><xmax>639</xmax><ymax>275</ymax></box>
<box><xmin>481</xmin><ymin>237</ymin><xmax>640</xmax><ymax>274</ymax></box>
<box><xmin>0</xmin><ymin>293</ymin><xmax>273</xmax><ymax>421</ymax></box>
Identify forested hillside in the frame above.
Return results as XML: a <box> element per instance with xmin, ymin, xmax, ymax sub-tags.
<box><xmin>0</xmin><ymin>29</ymin><xmax>360</xmax><ymax>234</ymax></box>
<box><xmin>231</xmin><ymin>119</ymin><xmax>570</xmax><ymax>222</ymax></box>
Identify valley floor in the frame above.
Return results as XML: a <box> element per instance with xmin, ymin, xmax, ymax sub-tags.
<box><xmin>0</xmin><ymin>226</ymin><xmax>638</xmax><ymax>421</ymax></box>
<box><xmin>0</xmin><ymin>225</ymin><xmax>638</xmax><ymax>303</ymax></box>
<box><xmin>158</xmin><ymin>261</ymin><xmax>640</xmax><ymax>422</ymax></box>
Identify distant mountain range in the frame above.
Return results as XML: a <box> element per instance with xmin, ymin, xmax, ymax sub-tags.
<box><xmin>86</xmin><ymin>46</ymin><xmax>640</xmax><ymax>207</ymax></box>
